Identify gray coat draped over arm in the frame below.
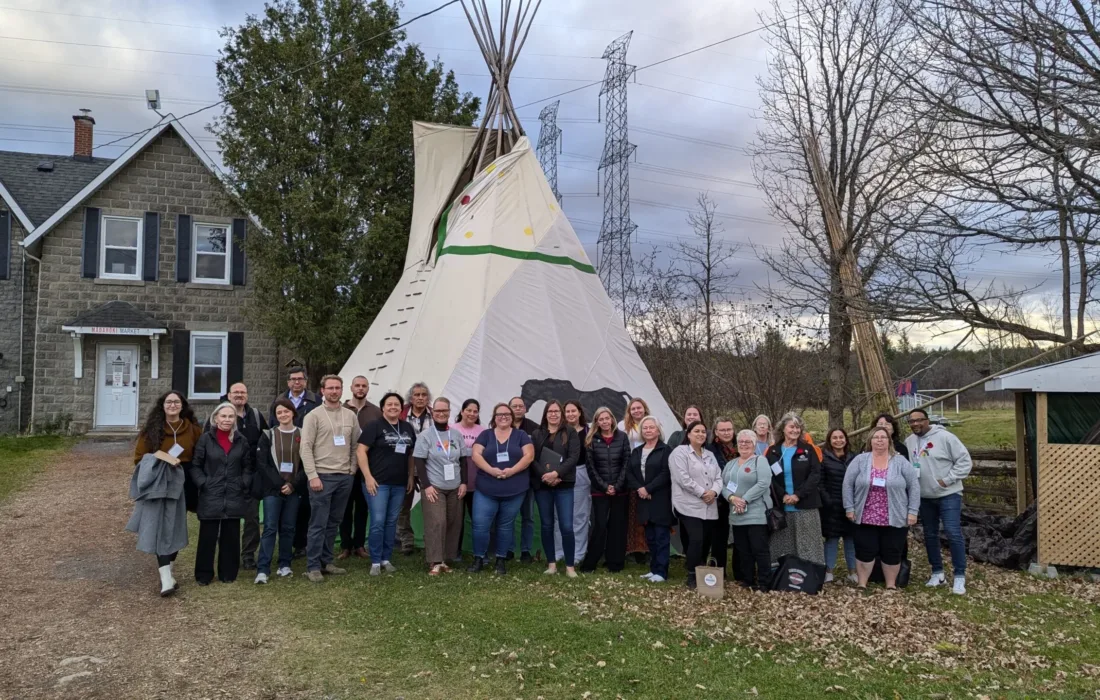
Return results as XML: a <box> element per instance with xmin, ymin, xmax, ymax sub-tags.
<box><xmin>125</xmin><ymin>454</ymin><xmax>189</xmax><ymax>556</ymax></box>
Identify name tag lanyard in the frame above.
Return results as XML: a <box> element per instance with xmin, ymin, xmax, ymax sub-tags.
<box><xmin>276</xmin><ymin>429</ymin><xmax>296</xmax><ymax>473</ymax></box>
<box><xmin>324</xmin><ymin>409</ymin><xmax>348</xmax><ymax>447</ymax></box>
<box><xmin>388</xmin><ymin>421</ymin><xmax>410</xmax><ymax>453</ymax></box>
<box><xmin>433</xmin><ymin>426</ymin><xmax>458</xmax><ymax>480</ymax></box>
<box><xmin>496</xmin><ymin>430</ymin><xmax>514</xmax><ymax>464</ymax></box>
<box><xmin>167</xmin><ymin>419</ymin><xmax>185</xmax><ymax>458</ymax></box>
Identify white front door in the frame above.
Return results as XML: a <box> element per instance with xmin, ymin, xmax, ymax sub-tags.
<box><xmin>95</xmin><ymin>344</ymin><xmax>140</xmax><ymax>428</ymax></box>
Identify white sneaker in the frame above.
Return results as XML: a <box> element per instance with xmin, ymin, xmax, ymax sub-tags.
<box><xmin>370</xmin><ymin>563</ymin><xmax>382</xmax><ymax>576</ymax></box>
<box><xmin>543</xmin><ymin>566</ymin><xmax>558</xmax><ymax>575</ymax></box>
<box><xmin>824</xmin><ymin>572</ymin><xmax>834</xmax><ymax>583</ymax></box>
<box><xmin>847</xmin><ymin>574</ymin><xmax>858</xmax><ymax>584</ymax></box>
<box><xmin>926</xmin><ymin>572</ymin><xmax>946</xmax><ymax>587</ymax></box>
<box><xmin>158</xmin><ymin>564</ymin><xmax>177</xmax><ymax>597</ymax></box>
<box><xmin>649</xmin><ymin>575</ymin><xmax>666</xmax><ymax>583</ymax></box>
<box><xmin>640</xmin><ymin>572</ymin><xmax>655</xmax><ymax>580</ymax></box>
<box><xmin>382</xmin><ymin>561</ymin><xmax>397</xmax><ymax>573</ymax></box>
<box><xmin>254</xmin><ymin>573</ymin><xmax>268</xmax><ymax>585</ymax></box>
<box><xmin>952</xmin><ymin>577</ymin><xmax>966</xmax><ymax>595</ymax></box>
<box><xmin>276</xmin><ymin>566</ymin><xmax>293</xmax><ymax>578</ymax></box>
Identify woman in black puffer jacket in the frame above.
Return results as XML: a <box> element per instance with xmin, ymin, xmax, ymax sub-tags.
<box><xmin>189</xmin><ymin>402</ymin><xmax>255</xmax><ymax>585</ymax></box>
<box><xmin>580</xmin><ymin>406</ymin><xmax>631</xmax><ymax>573</ymax></box>
<box><xmin>820</xmin><ymin>427</ymin><xmax>856</xmax><ymax>583</ymax></box>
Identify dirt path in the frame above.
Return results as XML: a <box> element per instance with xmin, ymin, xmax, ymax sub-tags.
<box><xmin>0</xmin><ymin>441</ymin><xmax>282</xmax><ymax>700</ymax></box>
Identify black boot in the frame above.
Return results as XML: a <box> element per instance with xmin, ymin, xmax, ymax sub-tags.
<box><xmin>520</xmin><ymin>551</ymin><xmax>533</xmax><ymax>564</ymax></box>
<box><xmin>495</xmin><ymin>558</ymin><xmax>508</xmax><ymax>575</ymax></box>
<box><xmin>467</xmin><ymin>556</ymin><xmax>486</xmax><ymax>573</ymax></box>
<box><xmin>686</xmin><ymin>572</ymin><xmax>697</xmax><ymax>590</ymax></box>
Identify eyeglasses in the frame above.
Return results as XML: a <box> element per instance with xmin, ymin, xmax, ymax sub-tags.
<box><xmin>494</xmin><ymin>413</ymin><xmax>513</xmax><ymax>418</ymax></box>
<box><xmin>163</xmin><ymin>401</ymin><xmax>182</xmax><ymax>406</ymax></box>
<box><xmin>432</xmin><ymin>409</ymin><xmax>450</xmax><ymax>414</ymax></box>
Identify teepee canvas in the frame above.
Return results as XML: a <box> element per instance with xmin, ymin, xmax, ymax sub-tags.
<box><xmin>340</xmin><ymin>1</ymin><xmax>677</xmax><ymax>433</ymax></box>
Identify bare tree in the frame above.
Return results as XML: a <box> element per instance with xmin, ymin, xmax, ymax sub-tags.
<box><xmin>667</xmin><ymin>194</ymin><xmax>742</xmax><ymax>352</ymax></box>
<box><xmin>751</xmin><ymin>0</ymin><xmax>939</xmax><ymax>426</ymax></box>
<box><xmin>881</xmin><ymin>0</ymin><xmax>1100</xmax><ymax>343</ymax></box>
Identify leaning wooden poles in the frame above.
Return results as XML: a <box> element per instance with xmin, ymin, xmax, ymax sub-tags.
<box><xmin>803</xmin><ymin>131</ymin><xmax>895</xmax><ymax>417</ymax></box>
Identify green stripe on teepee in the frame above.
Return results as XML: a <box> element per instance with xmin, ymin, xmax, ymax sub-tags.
<box><xmin>434</xmin><ymin>204</ymin><xmax>452</xmax><ymax>260</ymax></box>
<box><xmin>439</xmin><ymin>244</ymin><xmax>596</xmax><ymax>274</ymax></box>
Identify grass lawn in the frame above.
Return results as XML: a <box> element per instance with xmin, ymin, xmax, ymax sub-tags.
<box><xmin>0</xmin><ymin>435</ymin><xmax>74</xmax><ymax>503</ymax></box>
<box><xmin>176</xmin><ymin>518</ymin><xmax>1100</xmax><ymax>699</ymax></box>
<box><xmin>800</xmin><ymin>407</ymin><xmax>1015</xmax><ymax>449</ymax></box>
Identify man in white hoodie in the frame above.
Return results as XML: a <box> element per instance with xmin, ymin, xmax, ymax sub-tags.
<box><xmin>905</xmin><ymin>408</ymin><xmax>972</xmax><ymax>595</ymax></box>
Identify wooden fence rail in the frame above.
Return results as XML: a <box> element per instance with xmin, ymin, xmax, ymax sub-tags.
<box><xmin>962</xmin><ymin>449</ymin><xmax>1017</xmax><ymax>514</ymax></box>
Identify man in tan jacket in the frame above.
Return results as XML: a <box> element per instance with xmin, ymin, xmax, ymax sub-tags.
<box><xmin>301</xmin><ymin>375</ymin><xmax>361</xmax><ymax>583</ymax></box>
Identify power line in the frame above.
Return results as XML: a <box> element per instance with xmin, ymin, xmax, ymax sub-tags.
<box><xmin>0</xmin><ymin>84</ymin><xmax>218</xmax><ymax>106</ymax></box>
<box><xmin>635</xmin><ymin>82</ymin><xmax>757</xmax><ymax>110</ymax></box>
<box><xmin>0</xmin><ymin>35</ymin><xmax>219</xmax><ymax>58</ymax></box>
<box><xmin>91</xmin><ymin>0</ymin><xmax>464</xmax><ymax>151</ymax></box>
<box><xmin>631</xmin><ymin>198</ymin><xmax>780</xmax><ymax>226</ymax></box>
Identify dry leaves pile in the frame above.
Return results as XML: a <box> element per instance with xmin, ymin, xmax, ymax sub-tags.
<box><xmin>549</xmin><ymin>559</ymin><xmax>1100</xmax><ymax>678</ymax></box>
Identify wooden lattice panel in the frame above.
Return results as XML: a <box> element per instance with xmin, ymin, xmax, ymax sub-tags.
<box><xmin>1037</xmin><ymin>443</ymin><xmax>1100</xmax><ymax>568</ymax></box>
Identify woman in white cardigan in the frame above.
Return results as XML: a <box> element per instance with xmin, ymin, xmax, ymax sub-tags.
<box><xmin>670</xmin><ymin>420</ymin><xmax>723</xmax><ymax>590</ymax></box>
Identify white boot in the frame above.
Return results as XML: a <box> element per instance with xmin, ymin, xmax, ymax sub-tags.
<box><xmin>158</xmin><ymin>565</ymin><xmax>178</xmax><ymax>597</ymax></box>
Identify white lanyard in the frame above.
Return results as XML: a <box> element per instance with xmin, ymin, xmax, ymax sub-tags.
<box><xmin>431</xmin><ymin>426</ymin><xmax>455</xmax><ymax>457</ymax></box>
<box><xmin>323</xmin><ymin>407</ymin><xmax>347</xmax><ymax>446</ymax></box>
<box><xmin>166</xmin><ymin>419</ymin><xmax>182</xmax><ymax>445</ymax></box>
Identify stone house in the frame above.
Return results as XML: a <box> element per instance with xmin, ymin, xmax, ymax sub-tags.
<box><xmin>0</xmin><ymin>112</ymin><xmax>279</xmax><ymax>434</ymax></box>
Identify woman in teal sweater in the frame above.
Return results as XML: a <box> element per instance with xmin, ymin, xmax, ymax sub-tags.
<box><xmin>721</xmin><ymin>429</ymin><xmax>774</xmax><ymax>590</ymax></box>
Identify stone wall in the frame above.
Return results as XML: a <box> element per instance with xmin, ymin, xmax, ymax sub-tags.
<box><xmin>0</xmin><ymin>217</ymin><xmax>31</xmax><ymax>433</ymax></box>
<box><xmin>31</xmin><ymin>129</ymin><xmax>279</xmax><ymax>433</ymax></box>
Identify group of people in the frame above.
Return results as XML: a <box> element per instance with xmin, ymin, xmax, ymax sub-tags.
<box><xmin>130</xmin><ymin>370</ymin><xmax>973</xmax><ymax>598</ymax></box>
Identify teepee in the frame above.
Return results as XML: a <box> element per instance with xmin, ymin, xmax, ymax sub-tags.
<box><xmin>339</xmin><ymin>0</ymin><xmax>678</xmax><ymax>432</ymax></box>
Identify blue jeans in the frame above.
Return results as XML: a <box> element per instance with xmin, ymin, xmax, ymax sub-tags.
<box><xmin>919</xmin><ymin>493</ymin><xmax>966</xmax><ymax>577</ymax></box>
<box><xmin>644</xmin><ymin>523</ymin><xmax>670</xmax><ymax>578</ymax></box>
<box><xmin>535</xmin><ymin>488</ymin><xmax>575</xmax><ymax>566</ymax></box>
<box><xmin>365</xmin><ymin>484</ymin><xmax>405</xmax><ymax>563</ymax></box>
<box><xmin>824</xmin><ymin>536</ymin><xmax>856</xmax><ymax>573</ymax></box>
<box><xmin>473</xmin><ymin>490</ymin><xmax>526</xmax><ymax>559</ymax></box>
<box><xmin>511</xmin><ymin>487</ymin><xmax>535</xmax><ymax>555</ymax></box>
<box><xmin>258</xmin><ymin>492</ymin><xmax>301</xmax><ymax>575</ymax></box>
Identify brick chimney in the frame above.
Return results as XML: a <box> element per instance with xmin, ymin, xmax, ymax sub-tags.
<box><xmin>73</xmin><ymin>109</ymin><xmax>94</xmax><ymax>160</ymax></box>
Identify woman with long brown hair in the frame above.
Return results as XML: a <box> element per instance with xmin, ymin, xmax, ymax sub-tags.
<box><xmin>129</xmin><ymin>390</ymin><xmax>201</xmax><ymax>595</ymax></box>
<box><xmin>557</xmin><ymin>400</ymin><xmax>591</xmax><ymax>563</ymax></box>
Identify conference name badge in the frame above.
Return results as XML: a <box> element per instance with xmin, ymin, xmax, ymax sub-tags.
<box><xmin>396</xmin><ymin>442</ymin><xmax>407</xmax><ymax>454</ymax></box>
<box><xmin>444</xmin><ymin>462</ymin><xmax>456</xmax><ymax>481</ymax></box>
<box><xmin>280</xmin><ymin>461</ymin><xmax>294</xmax><ymax>474</ymax></box>
<box><xmin>771</xmin><ymin>463</ymin><xmax>783</xmax><ymax>476</ymax></box>
<box><xmin>333</xmin><ymin>435</ymin><xmax>346</xmax><ymax>447</ymax></box>
<box><xmin>168</xmin><ymin>443</ymin><xmax>184</xmax><ymax>459</ymax></box>
<box><xmin>872</xmin><ymin>476</ymin><xmax>886</xmax><ymax>487</ymax></box>
<box><xmin>727</xmin><ymin>480</ymin><xmax>738</xmax><ymax>494</ymax></box>
<box><xmin>496</xmin><ymin>451</ymin><xmax>509</xmax><ymax>464</ymax></box>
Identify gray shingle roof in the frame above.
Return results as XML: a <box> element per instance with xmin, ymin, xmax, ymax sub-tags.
<box><xmin>0</xmin><ymin>151</ymin><xmax>113</xmax><ymax>227</ymax></box>
<box><xmin>64</xmin><ymin>301</ymin><xmax>166</xmax><ymax>330</ymax></box>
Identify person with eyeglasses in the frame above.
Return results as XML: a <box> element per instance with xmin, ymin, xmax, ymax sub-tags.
<box><xmin>904</xmin><ymin>408</ymin><xmax>972</xmax><ymax>595</ymax></box>
<box><xmin>467</xmin><ymin>403</ymin><xmax>535</xmax><ymax>575</ymax></box>
<box><xmin>721</xmin><ymin>429</ymin><xmax>774</xmax><ymax>590</ymax></box>
<box><xmin>414</xmin><ymin>397</ymin><xmax>470</xmax><ymax>575</ymax></box>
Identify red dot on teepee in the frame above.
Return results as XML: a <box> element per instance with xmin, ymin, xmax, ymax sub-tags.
<box><xmin>461</xmin><ymin>195</ymin><xmax>471</xmax><ymax>205</ymax></box>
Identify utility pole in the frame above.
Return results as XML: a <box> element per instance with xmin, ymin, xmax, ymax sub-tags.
<box><xmin>537</xmin><ymin>100</ymin><xmax>563</xmax><ymax>204</ymax></box>
<box><xmin>597</xmin><ymin>31</ymin><xmax>637</xmax><ymax>326</ymax></box>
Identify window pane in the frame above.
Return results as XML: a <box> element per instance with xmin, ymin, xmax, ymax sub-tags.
<box><xmin>104</xmin><ymin>218</ymin><xmax>139</xmax><ymax>248</ymax></box>
<box><xmin>193</xmin><ymin>366</ymin><xmax>223</xmax><ymax>395</ymax></box>
<box><xmin>195</xmin><ymin>253</ymin><xmax>226</xmax><ymax>280</ymax></box>
<box><xmin>193</xmin><ymin>337</ymin><xmax>223</xmax><ymax>366</ymax></box>
<box><xmin>195</xmin><ymin>226</ymin><xmax>228</xmax><ymax>253</ymax></box>
<box><xmin>104</xmin><ymin>248</ymin><xmax>137</xmax><ymax>276</ymax></box>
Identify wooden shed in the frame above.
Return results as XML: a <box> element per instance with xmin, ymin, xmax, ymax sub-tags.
<box><xmin>985</xmin><ymin>353</ymin><xmax>1100</xmax><ymax>568</ymax></box>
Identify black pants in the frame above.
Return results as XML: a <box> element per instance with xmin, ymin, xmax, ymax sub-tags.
<box><xmin>853</xmin><ymin>524</ymin><xmax>908</xmax><ymax>565</ymax></box>
<box><xmin>340</xmin><ymin>472</ymin><xmax>368</xmax><ymax>551</ymax></box>
<box><xmin>679</xmin><ymin>515</ymin><xmax>715</xmax><ymax>580</ymax></box>
<box><xmin>241</xmin><ymin>497</ymin><xmax>260</xmax><ymax>566</ymax></box>
<box><xmin>708</xmin><ymin>499</ymin><xmax>730</xmax><ymax>573</ymax></box>
<box><xmin>156</xmin><ymin>551</ymin><xmax>178</xmax><ymax>567</ymax></box>
<box><xmin>732</xmin><ymin>524</ymin><xmax>771</xmax><ymax>591</ymax></box>
<box><xmin>195</xmin><ymin>518</ymin><xmax>241</xmax><ymax>584</ymax></box>
<box><xmin>294</xmin><ymin>495</ymin><xmax>310</xmax><ymax>552</ymax></box>
<box><xmin>581</xmin><ymin>493</ymin><xmax>627</xmax><ymax>572</ymax></box>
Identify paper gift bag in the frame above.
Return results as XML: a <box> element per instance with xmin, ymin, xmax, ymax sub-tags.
<box><xmin>695</xmin><ymin>557</ymin><xmax>724</xmax><ymax>600</ymax></box>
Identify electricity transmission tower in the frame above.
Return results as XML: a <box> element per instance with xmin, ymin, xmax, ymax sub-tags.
<box><xmin>537</xmin><ymin>101</ymin><xmax>562</xmax><ymax>203</ymax></box>
<box><xmin>597</xmin><ymin>31</ymin><xmax>637</xmax><ymax>325</ymax></box>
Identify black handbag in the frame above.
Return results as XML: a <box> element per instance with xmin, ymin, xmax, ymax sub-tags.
<box><xmin>869</xmin><ymin>539</ymin><xmax>912</xmax><ymax>588</ymax></box>
<box><xmin>766</xmin><ymin>482</ymin><xmax>787</xmax><ymax>533</ymax></box>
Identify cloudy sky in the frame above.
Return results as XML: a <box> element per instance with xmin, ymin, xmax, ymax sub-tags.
<box><xmin>0</xmin><ymin>0</ymin><xmax>1066</xmax><ymax>345</ymax></box>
